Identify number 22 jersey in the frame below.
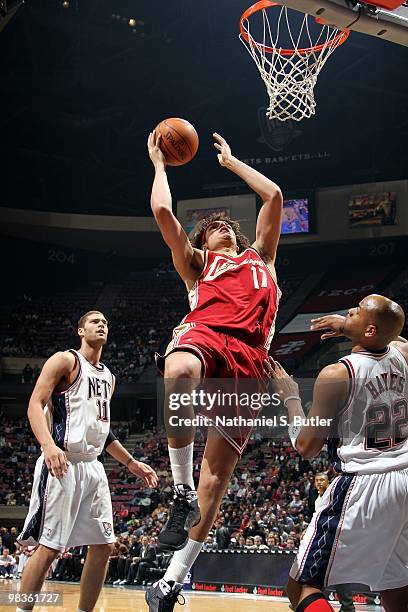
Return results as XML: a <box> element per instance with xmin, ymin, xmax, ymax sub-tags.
<box><xmin>331</xmin><ymin>345</ymin><xmax>408</xmax><ymax>474</ymax></box>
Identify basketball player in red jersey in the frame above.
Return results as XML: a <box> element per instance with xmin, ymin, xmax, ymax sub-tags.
<box><xmin>146</xmin><ymin>131</ymin><xmax>282</xmax><ymax>610</ymax></box>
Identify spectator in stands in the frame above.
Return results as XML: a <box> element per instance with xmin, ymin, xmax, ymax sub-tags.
<box><xmin>0</xmin><ymin>548</ymin><xmax>16</xmax><ymax>578</ymax></box>
<box><xmin>124</xmin><ymin>535</ymin><xmax>156</xmax><ymax>585</ymax></box>
<box><xmin>231</xmin><ymin>534</ymin><xmax>246</xmax><ymax>550</ymax></box>
<box><xmin>285</xmin><ymin>538</ymin><xmax>297</xmax><ymax>551</ymax></box>
<box><xmin>21</xmin><ymin>364</ymin><xmax>33</xmax><ymax>384</ymax></box>
<box><xmin>6</xmin><ymin>493</ymin><xmax>17</xmax><ymax>506</ymax></box>
<box><xmin>312</xmin><ymin>473</ymin><xmax>328</xmax><ymax>509</ymax></box>
<box><xmin>2</xmin><ymin>527</ymin><xmax>17</xmax><ymax>554</ymax></box>
<box><xmin>253</xmin><ymin>535</ymin><xmax>269</xmax><ymax>551</ymax></box>
<box><xmin>279</xmin><ymin>510</ymin><xmax>295</xmax><ymax>534</ymax></box>
<box><xmin>267</xmin><ymin>533</ymin><xmax>280</xmax><ymax>551</ymax></box>
<box><xmin>202</xmin><ymin>533</ymin><xmax>217</xmax><ymax>551</ymax></box>
<box><xmin>288</xmin><ymin>490</ymin><xmax>303</xmax><ymax>512</ymax></box>
<box><xmin>53</xmin><ymin>549</ymin><xmax>74</xmax><ymax>581</ymax></box>
<box><xmin>32</xmin><ymin>364</ymin><xmax>41</xmax><ymax>381</ymax></box>
<box><xmin>0</xmin><ymin>422</ymin><xmax>334</xmax><ymax>574</ymax></box>
<box><xmin>134</xmin><ymin>536</ymin><xmax>158</xmax><ymax>585</ymax></box>
<box><xmin>243</xmin><ymin>519</ymin><xmax>265</xmax><ymax>542</ymax></box>
<box><xmin>69</xmin><ymin>546</ymin><xmax>86</xmax><ymax>581</ymax></box>
<box><xmin>16</xmin><ymin>545</ymin><xmax>35</xmax><ymax>579</ymax></box>
<box><xmin>52</xmin><ymin>546</ymin><xmax>86</xmax><ymax>582</ymax></box>
<box><xmin>295</xmin><ymin>514</ymin><xmax>308</xmax><ymax>536</ymax></box>
<box><xmin>215</xmin><ymin>517</ymin><xmax>230</xmax><ymax>550</ymax></box>
<box><xmin>116</xmin><ymin>535</ymin><xmax>141</xmax><ymax>585</ymax></box>
<box><xmin>106</xmin><ymin>538</ymin><xmax>128</xmax><ymax>584</ymax></box>
<box><xmin>117</xmin><ymin>504</ymin><xmax>129</xmax><ymax>520</ymax></box>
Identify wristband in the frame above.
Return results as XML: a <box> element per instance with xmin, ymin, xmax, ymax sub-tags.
<box><xmin>283</xmin><ymin>395</ymin><xmax>301</xmax><ymax>408</ymax></box>
<box><xmin>126</xmin><ymin>457</ymin><xmax>134</xmax><ymax>468</ymax></box>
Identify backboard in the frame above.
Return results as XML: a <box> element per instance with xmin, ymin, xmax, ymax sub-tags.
<box><xmin>276</xmin><ymin>0</ymin><xmax>408</xmax><ymax>46</ymax></box>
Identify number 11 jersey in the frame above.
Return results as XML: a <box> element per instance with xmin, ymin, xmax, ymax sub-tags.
<box><xmin>183</xmin><ymin>247</ymin><xmax>281</xmax><ymax>351</ymax></box>
<box><xmin>44</xmin><ymin>349</ymin><xmax>113</xmax><ymax>457</ymax></box>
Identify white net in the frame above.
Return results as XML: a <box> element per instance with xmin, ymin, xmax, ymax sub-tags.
<box><xmin>240</xmin><ymin>4</ymin><xmax>349</xmax><ymax>122</ymax></box>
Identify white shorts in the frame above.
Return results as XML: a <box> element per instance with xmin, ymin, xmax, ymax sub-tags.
<box><xmin>18</xmin><ymin>454</ymin><xmax>115</xmax><ymax>552</ymax></box>
<box><xmin>290</xmin><ymin>469</ymin><xmax>408</xmax><ymax>592</ymax></box>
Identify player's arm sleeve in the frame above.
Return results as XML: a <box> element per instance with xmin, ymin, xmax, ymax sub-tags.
<box><xmin>103</xmin><ymin>429</ymin><xmax>118</xmax><ymax>451</ymax></box>
<box><xmin>295</xmin><ymin>363</ymin><xmax>349</xmax><ymax>459</ymax></box>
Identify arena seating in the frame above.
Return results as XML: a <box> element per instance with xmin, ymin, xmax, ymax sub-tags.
<box><xmin>270</xmin><ymin>264</ymin><xmax>398</xmax><ymax>371</ymax></box>
<box><xmin>0</xmin><ymin>284</ymin><xmax>102</xmax><ymax>359</ymax></box>
<box><xmin>0</xmin><ymin>407</ymin><xmax>333</xmax><ymax>553</ymax></box>
<box><xmin>0</xmin><ymin>268</ymin><xmax>304</xmax><ymax>382</ymax></box>
<box><xmin>389</xmin><ymin>269</ymin><xmax>408</xmax><ymax>338</ymax></box>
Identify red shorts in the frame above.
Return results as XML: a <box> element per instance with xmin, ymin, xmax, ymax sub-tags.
<box><xmin>156</xmin><ymin>322</ymin><xmax>268</xmax><ymax>455</ymax></box>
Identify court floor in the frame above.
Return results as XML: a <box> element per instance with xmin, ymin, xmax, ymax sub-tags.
<box><xmin>0</xmin><ymin>580</ymin><xmax>382</xmax><ymax>611</ymax></box>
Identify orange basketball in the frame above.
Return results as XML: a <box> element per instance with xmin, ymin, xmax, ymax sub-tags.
<box><xmin>155</xmin><ymin>117</ymin><xmax>199</xmax><ymax>166</ymax></box>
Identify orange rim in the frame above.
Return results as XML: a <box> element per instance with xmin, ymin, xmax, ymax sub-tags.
<box><xmin>240</xmin><ymin>0</ymin><xmax>349</xmax><ymax>56</ymax></box>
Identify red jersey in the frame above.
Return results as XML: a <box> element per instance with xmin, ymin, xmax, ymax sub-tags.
<box><xmin>182</xmin><ymin>247</ymin><xmax>281</xmax><ymax>350</ymax></box>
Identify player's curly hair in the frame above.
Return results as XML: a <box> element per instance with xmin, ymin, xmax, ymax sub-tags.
<box><xmin>190</xmin><ymin>213</ymin><xmax>250</xmax><ymax>253</ymax></box>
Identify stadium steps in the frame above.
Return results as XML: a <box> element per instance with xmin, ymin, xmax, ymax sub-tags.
<box><xmin>95</xmin><ymin>283</ymin><xmax>122</xmax><ymax>317</ymax></box>
<box><xmin>103</xmin><ymin>433</ymin><xmax>140</xmax><ymax>473</ymax></box>
<box><xmin>300</xmin><ymin>338</ymin><xmax>353</xmax><ymax>377</ymax></box>
<box><xmin>384</xmin><ymin>266</ymin><xmax>408</xmax><ymax>299</ymax></box>
<box><xmin>275</xmin><ymin>271</ymin><xmax>325</xmax><ymax>332</ymax></box>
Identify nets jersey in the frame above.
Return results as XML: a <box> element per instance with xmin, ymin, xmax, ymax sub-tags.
<box><xmin>44</xmin><ymin>350</ymin><xmax>113</xmax><ymax>457</ymax></box>
<box><xmin>183</xmin><ymin>247</ymin><xmax>281</xmax><ymax>350</ymax></box>
<box><xmin>330</xmin><ymin>345</ymin><xmax>408</xmax><ymax>474</ymax></box>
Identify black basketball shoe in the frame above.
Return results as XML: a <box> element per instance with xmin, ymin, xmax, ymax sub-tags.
<box><xmin>145</xmin><ymin>579</ymin><xmax>185</xmax><ymax>612</ymax></box>
<box><xmin>158</xmin><ymin>484</ymin><xmax>201</xmax><ymax>551</ymax></box>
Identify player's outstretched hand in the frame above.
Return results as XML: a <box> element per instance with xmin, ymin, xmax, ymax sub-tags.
<box><xmin>128</xmin><ymin>460</ymin><xmax>159</xmax><ymax>488</ymax></box>
<box><xmin>213</xmin><ymin>133</ymin><xmax>234</xmax><ymax>167</ymax></box>
<box><xmin>147</xmin><ymin>130</ymin><xmax>166</xmax><ymax>168</ymax></box>
<box><xmin>43</xmin><ymin>442</ymin><xmax>70</xmax><ymax>479</ymax></box>
<box><xmin>264</xmin><ymin>357</ymin><xmax>299</xmax><ymax>399</ymax></box>
<box><xmin>310</xmin><ymin>314</ymin><xmax>346</xmax><ymax>340</ymax></box>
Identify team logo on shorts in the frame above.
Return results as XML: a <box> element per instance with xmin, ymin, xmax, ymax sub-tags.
<box><xmin>102</xmin><ymin>522</ymin><xmax>112</xmax><ymax>537</ymax></box>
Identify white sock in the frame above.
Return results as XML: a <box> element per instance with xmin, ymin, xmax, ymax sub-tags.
<box><xmin>17</xmin><ymin>608</ymin><xmax>33</xmax><ymax>612</ymax></box>
<box><xmin>164</xmin><ymin>539</ymin><xmax>203</xmax><ymax>584</ymax></box>
<box><xmin>168</xmin><ymin>443</ymin><xmax>195</xmax><ymax>491</ymax></box>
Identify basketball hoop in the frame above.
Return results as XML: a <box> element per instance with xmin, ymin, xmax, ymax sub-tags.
<box><xmin>239</xmin><ymin>0</ymin><xmax>349</xmax><ymax>122</ymax></box>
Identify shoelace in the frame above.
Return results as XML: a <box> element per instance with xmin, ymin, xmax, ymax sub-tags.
<box><xmin>164</xmin><ymin>590</ymin><xmax>185</xmax><ymax>607</ymax></box>
<box><xmin>159</xmin><ymin>589</ymin><xmax>185</xmax><ymax>611</ymax></box>
<box><xmin>166</xmin><ymin>496</ymin><xmax>190</xmax><ymax>532</ymax></box>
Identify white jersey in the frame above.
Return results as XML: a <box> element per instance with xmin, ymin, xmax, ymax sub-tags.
<box><xmin>330</xmin><ymin>345</ymin><xmax>408</xmax><ymax>474</ymax></box>
<box><xmin>44</xmin><ymin>349</ymin><xmax>113</xmax><ymax>458</ymax></box>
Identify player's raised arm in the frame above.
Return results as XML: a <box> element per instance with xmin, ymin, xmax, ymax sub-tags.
<box><xmin>294</xmin><ymin>363</ymin><xmax>349</xmax><ymax>458</ymax></box>
<box><xmin>27</xmin><ymin>351</ymin><xmax>74</xmax><ymax>478</ymax></box>
<box><xmin>266</xmin><ymin>358</ymin><xmax>349</xmax><ymax>459</ymax></box>
<box><xmin>147</xmin><ymin>131</ymin><xmax>204</xmax><ymax>283</ymax></box>
<box><xmin>213</xmin><ymin>132</ymin><xmax>283</xmax><ymax>263</ymax></box>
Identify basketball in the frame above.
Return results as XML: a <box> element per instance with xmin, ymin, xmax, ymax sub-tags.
<box><xmin>155</xmin><ymin>117</ymin><xmax>199</xmax><ymax>166</ymax></box>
